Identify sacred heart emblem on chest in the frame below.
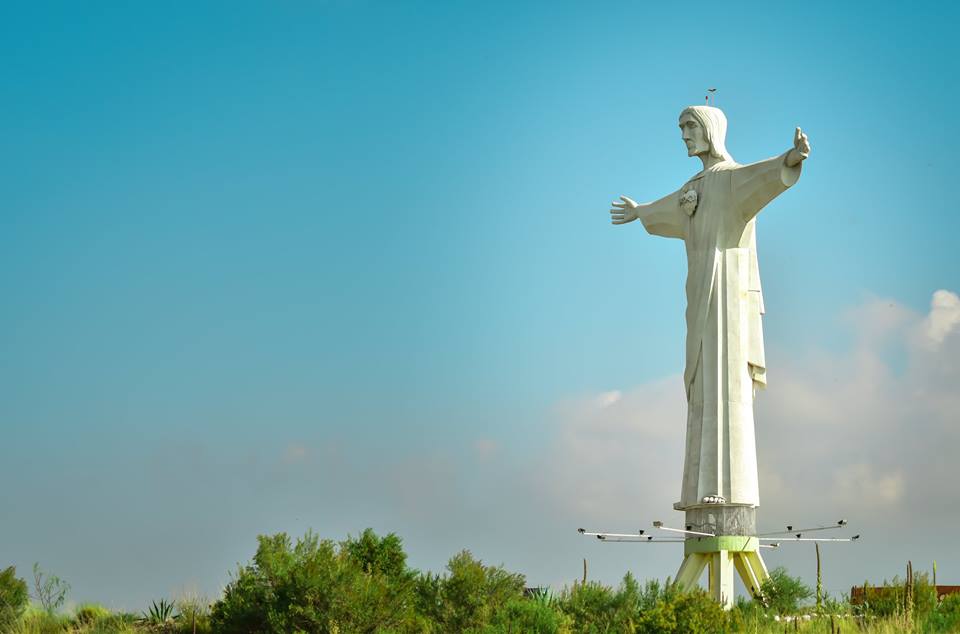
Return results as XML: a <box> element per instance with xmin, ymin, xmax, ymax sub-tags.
<box><xmin>680</xmin><ymin>188</ymin><xmax>699</xmax><ymax>217</ymax></box>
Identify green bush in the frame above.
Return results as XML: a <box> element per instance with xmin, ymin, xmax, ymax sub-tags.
<box><xmin>731</xmin><ymin>594</ymin><xmax>766</xmax><ymax>628</ymax></box>
<box><xmin>557</xmin><ymin>574</ymin><xmax>651</xmax><ymax>633</ymax></box>
<box><xmin>73</xmin><ymin>602</ymin><xmax>111</xmax><ymax>625</ymax></box>
<box><xmin>760</xmin><ymin>567</ymin><xmax>813</xmax><ymax>615</ymax></box>
<box><xmin>636</xmin><ymin>588</ymin><xmax>733</xmax><ymax>634</ymax></box>
<box><xmin>924</xmin><ymin>592</ymin><xmax>960</xmax><ymax>633</ymax></box>
<box><xmin>16</xmin><ymin>606</ymin><xmax>72</xmax><ymax>633</ymax></box>
<box><xmin>211</xmin><ymin>532</ymin><xmax>336</xmax><ymax>633</ymax></box>
<box><xmin>486</xmin><ymin>597</ymin><xmax>565</xmax><ymax>633</ymax></box>
<box><xmin>342</xmin><ymin>528</ymin><xmax>409</xmax><ymax>579</ymax></box>
<box><xmin>210</xmin><ymin>529</ymin><xmax>423</xmax><ymax>633</ymax></box>
<box><xmin>431</xmin><ymin>550</ymin><xmax>525</xmax><ymax>632</ymax></box>
<box><xmin>854</xmin><ymin>573</ymin><xmax>937</xmax><ymax>621</ymax></box>
<box><xmin>912</xmin><ymin>572</ymin><xmax>938</xmax><ymax>622</ymax></box>
<box><xmin>0</xmin><ymin>566</ymin><xmax>30</xmax><ymax>629</ymax></box>
<box><xmin>818</xmin><ymin>591</ymin><xmax>849</xmax><ymax>616</ymax></box>
<box><xmin>558</xmin><ymin>581</ymin><xmax>618</xmax><ymax>632</ymax></box>
<box><xmin>78</xmin><ymin>612</ymin><xmax>139</xmax><ymax>634</ymax></box>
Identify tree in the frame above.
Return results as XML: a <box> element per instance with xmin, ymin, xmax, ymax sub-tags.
<box><xmin>211</xmin><ymin>530</ymin><xmax>423</xmax><ymax>633</ymax></box>
<box><xmin>431</xmin><ymin>550</ymin><xmax>525</xmax><ymax>631</ymax></box>
<box><xmin>559</xmin><ymin>580</ymin><xmax>618</xmax><ymax>632</ymax></box>
<box><xmin>0</xmin><ymin>566</ymin><xmax>29</xmax><ymax>629</ymax></box>
<box><xmin>760</xmin><ymin>567</ymin><xmax>812</xmax><ymax>616</ymax></box>
<box><xmin>31</xmin><ymin>562</ymin><xmax>69</xmax><ymax>614</ymax></box>
<box><xmin>341</xmin><ymin>528</ymin><xmax>409</xmax><ymax>579</ymax></box>
<box><xmin>636</xmin><ymin>589</ymin><xmax>733</xmax><ymax>634</ymax></box>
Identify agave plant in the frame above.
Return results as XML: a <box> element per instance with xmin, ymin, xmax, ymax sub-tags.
<box><xmin>527</xmin><ymin>586</ymin><xmax>554</xmax><ymax>607</ymax></box>
<box><xmin>140</xmin><ymin>598</ymin><xmax>179</xmax><ymax>625</ymax></box>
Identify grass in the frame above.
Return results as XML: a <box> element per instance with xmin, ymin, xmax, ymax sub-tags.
<box><xmin>3</xmin><ymin>599</ymin><xmax>956</xmax><ymax>633</ymax></box>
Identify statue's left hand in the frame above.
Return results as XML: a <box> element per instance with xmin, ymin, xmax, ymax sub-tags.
<box><xmin>786</xmin><ymin>127</ymin><xmax>810</xmax><ymax>167</ymax></box>
<box><xmin>610</xmin><ymin>196</ymin><xmax>639</xmax><ymax>225</ymax></box>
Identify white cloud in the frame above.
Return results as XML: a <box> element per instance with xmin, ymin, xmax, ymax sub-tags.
<box><xmin>830</xmin><ymin>463</ymin><xmax>904</xmax><ymax>508</ymax></box>
<box><xmin>752</xmin><ymin>291</ymin><xmax>960</xmax><ymax>524</ymax></box>
<box><xmin>534</xmin><ymin>289</ymin><xmax>960</xmax><ymax>532</ymax></box>
<box><xmin>595</xmin><ymin>390</ymin><xmax>622</xmax><ymax>408</ymax></box>
<box><xmin>535</xmin><ymin>377</ymin><xmax>685</xmax><ymax>522</ymax></box>
<box><xmin>923</xmin><ymin>289</ymin><xmax>960</xmax><ymax>345</ymax></box>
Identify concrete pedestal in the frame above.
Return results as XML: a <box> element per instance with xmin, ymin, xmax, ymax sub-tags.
<box><xmin>685</xmin><ymin>504</ymin><xmax>757</xmax><ymax>536</ymax></box>
<box><xmin>672</xmin><ymin>505</ymin><xmax>769</xmax><ymax>609</ymax></box>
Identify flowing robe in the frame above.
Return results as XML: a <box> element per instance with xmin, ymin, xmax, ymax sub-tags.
<box><xmin>637</xmin><ymin>153</ymin><xmax>801</xmax><ymax>510</ymax></box>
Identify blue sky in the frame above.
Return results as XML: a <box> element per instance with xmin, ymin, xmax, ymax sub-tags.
<box><xmin>2</xmin><ymin>1</ymin><xmax>959</xmax><ymax>609</ymax></box>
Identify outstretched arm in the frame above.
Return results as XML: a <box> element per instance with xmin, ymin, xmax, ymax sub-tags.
<box><xmin>733</xmin><ymin>127</ymin><xmax>811</xmax><ymax>221</ymax></box>
<box><xmin>609</xmin><ymin>191</ymin><xmax>685</xmax><ymax>239</ymax></box>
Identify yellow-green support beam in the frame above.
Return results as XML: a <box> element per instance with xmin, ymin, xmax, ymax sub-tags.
<box><xmin>674</xmin><ymin>552</ymin><xmax>709</xmax><ymax>591</ymax></box>
<box><xmin>708</xmin><ymin>551</ymin><xmax>735</xmax><ymax>608</ymax></box>
<box><xmin>673</xmin><ymin>537</ymin><xmax>771</xmax><ymax>609</ymax></box>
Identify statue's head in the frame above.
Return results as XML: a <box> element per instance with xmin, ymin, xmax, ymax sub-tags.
<box><xmin>679</xmin><ymin>106</ymin><xmax>733</xmax><ymax>162</ymax></box>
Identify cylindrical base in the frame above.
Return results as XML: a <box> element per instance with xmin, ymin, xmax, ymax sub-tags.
<box><xmin>684</xmin><ymin>504</ymin><xmax>756</xmax><ymax>536</ymax></box>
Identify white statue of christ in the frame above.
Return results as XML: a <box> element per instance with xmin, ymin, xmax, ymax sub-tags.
<box><xmin>610</xmin><ymin>106</ymin><xmax>810</xmax><ymax>511</ymax></box>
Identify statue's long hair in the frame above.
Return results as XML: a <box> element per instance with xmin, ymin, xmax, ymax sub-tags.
<box><xmin>680</xmin><ymin>106</ymin><xmax>734</xmax><ymax>162</ymax></box>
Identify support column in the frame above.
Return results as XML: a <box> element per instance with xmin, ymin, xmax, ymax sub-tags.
<box><xmin>674</xmin><ymin>553</ymin><xmax>709</xmax><ymax>591</ymax></box>
<box><xmin>733</xmin><ymin>552</ymin><xmax>761</xmax><ymax>598</ymax></box>
<box><xmin>743</xmin><ymin>551</ymin><xmax>770</xmax><ymax>591</ymax></box>
<box><xmin>675</xmin><ymin>535</ymin><xmax>769</xmax><ymax>608</ymax></box>
<box><xmin>708</xmin><ymin>551</ymin><xmax>735</xmax><ymax>609</ymax></box>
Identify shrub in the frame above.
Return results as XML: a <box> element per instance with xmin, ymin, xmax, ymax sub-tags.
<box><xmin>211</xmin><ymin>532</ymin><xmax>335</xmax><ymax>633</ymax></box>
<box><xmin>819</xmin><ymin>591</ymin><xmax>850</xmax><ymax>616</ymax></box>
<box><xmin>731</xmin><ymin>594</ymin><xmax>766</xmax><ymax>627</ymax></box>
<box><xmin>174</xmin><ymin>594</ymin><xmax>212</xmax><ymax>634</ymax></box>
<box><xmin>911</xmin><ymin>572</ymin><xmax>937</xmax><ymax>622</ymax></box>
<box><xmin>17</xmin><ymin>605</ymin><xmax>72</xmax><ymax>633</ymax></box>
<box><xmin>210</xmin><ymin>530</ymin><xmax>423</xmax><ymax>633</ymax></box>
<box><xmin>636</xmin><ymin>588</ymin><xmax>733</xmax><ymax>634</ymax></box>
<box><xmin>638</xmin><ymin>578</ymin><xmax>672</xmax><ymax>612</ymax></box>
<box><xmin>854</xmin><ymin>573</ymin><xmax>936</xmax><ymax>621</ymax></box>
<box><xmin>760</xmin><ymin>567</ymin><xmax>812</xmax><ymax>615</ymax></box>
<box><xmin>79</xmin><ymin>612</ymin><xmax>139</xmax><ymax>634</ymax></box>
<box><xmin>342</xmin><ymin>528</ymin><xmax>409</xmax><ymax>579</ymax></box>
<box><xmin>74</xmin><ymin>602</ymin><xmax>111</xmax><ymax>625</ymax></box>
<box><xmin>31</xmin><ymin>563</ymin><xmax>69</xmax><ymax>615</ymax></box>
<box><xmin>0</xmin><ymin>566</ymin><xmax>30</xmax><ymax>629</ymax></box>
<box><xmin>558</xmin><ymin>580</ymin><xmax>620</xmax><ymax>632</ymax></box>
<box><xmin>432</xmin><ymin>550</ymin><xmax>525</xmax><ymax>632</ymax></box>
<box><xmin>924</xmin><ymin>592</ymin><xmax>960</xmax><ymax>633</ymax></box>
<box><xmin>487</xmin><ymin>597</ymin><xmax>565</xmax><ymax>633</ymax></box>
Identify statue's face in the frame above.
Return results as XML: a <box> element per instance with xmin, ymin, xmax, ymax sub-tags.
<box><xmin>679</xmin><ymin>113</ymin><xmax>709</xmax><ymax>157</ymax></box>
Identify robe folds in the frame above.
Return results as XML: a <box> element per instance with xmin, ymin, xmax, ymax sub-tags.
<box><xmin>638</xmin><ymin>152</ymin><xmax>801</xmax><ymax>510</ymax></box>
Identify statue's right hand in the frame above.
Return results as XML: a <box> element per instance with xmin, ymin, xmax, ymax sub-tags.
<box><xmin>610</xmin><ymin>195</ymin><xmax>639</xmax><ymax>225</ymax></box>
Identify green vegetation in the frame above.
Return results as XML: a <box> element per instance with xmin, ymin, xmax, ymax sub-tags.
<box><xmin>31</xmin><ymin>564</ymin><xmax>70</xmax><ymax>616</ymax></box>
<box><xmin>0</xmin><ymin>566</ymin><xmax>30</xmax><ymax>630</ymax></box>
<box><xmin>760</xmin><ymin>566</ymin><xmax>814</xmax><ymax>615</ymax></box>
<box><xmin>139</xmin><ymin>599</ymin><xmax>178</xmax><ymax>627</ymax></box>
<box><xmin>2</xmin><ymin>533</ymin><xmax>958</xmax><ymax>633</ymax></box>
